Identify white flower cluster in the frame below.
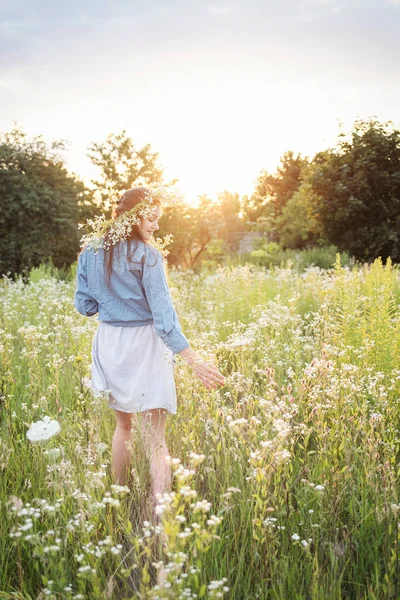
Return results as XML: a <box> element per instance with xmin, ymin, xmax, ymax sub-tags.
<box><xmin>26</xmin><ymin>416</ymin><xmax>60</xmax><ymax>443</ymax></box>
<box><xmin>79</xmin><ymin>185</ymin><xmax>183</xmax><ymax>252</ymax></box>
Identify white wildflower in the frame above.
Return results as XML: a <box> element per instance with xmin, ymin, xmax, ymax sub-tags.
<box><xmin>96</xmin><ymin>442</ymin><xmax>108</xmax><ymax>455</ymax></box>
<box><xmin>44</xmin><ymin>448</ymin><xmax>61</xmax><ymax>462</ymax></box>
<box><xmin>26</xmin><ymin>416</ymin><xmax>60</xmax><ymax>443</ymax></box>
<box><xmin>207</xmin><ymin>515</ymin><xmax>223</xmax><ymax>526</ymax></box>
<box><xmin>193</xmin><ymin>500</ymin><xmax>212</xmax><ymax>513</ymax></box>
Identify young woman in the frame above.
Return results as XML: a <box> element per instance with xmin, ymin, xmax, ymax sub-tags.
<box><xmin>74</xmin><ymin>186</ymin><xmax>225</xmax><ymax>522</ymax></box>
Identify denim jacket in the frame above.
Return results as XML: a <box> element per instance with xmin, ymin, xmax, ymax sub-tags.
<box><xmin>74</xmin><ymin>239</ymin><xmax>190</xmax><ymax>354</ymax></box>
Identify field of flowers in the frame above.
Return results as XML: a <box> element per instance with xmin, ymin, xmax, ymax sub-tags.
<box><xmin>1</xmin><ymin>255</ymin><xmax>400</xmax><ymax>599</ymax></box>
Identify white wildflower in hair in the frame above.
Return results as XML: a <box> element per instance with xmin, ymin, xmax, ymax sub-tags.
<box><xmin>26</xmin><ymin>416</ymin><xmax>61</xmax><ymax>443</ymax></box>
<box><xmin>79</xmin><ymin>185</ymin><xmax>184</xmax><ymax>252</ymax></box>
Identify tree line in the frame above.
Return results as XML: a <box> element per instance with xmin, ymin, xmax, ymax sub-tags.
<box><xmin>1</xmin><ymin>117</ymin><xmax>399</xmax><ymax>278</ymax></box>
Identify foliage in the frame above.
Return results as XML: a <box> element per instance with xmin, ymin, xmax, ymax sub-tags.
<box><xmin>240</xmin><ymin>242</ymin><xmax>352</xmax><ymax>270</ymax></box>
<box><xmin>275</xmin><ymin>180</ymin><xmax>322</xmax><ymax>249</ymax></box>
<box><xmin>241</xmin><ymin>151</ymin><xmax>309</xmax><ymax>230</ymax></box>
<box><xmin>0</xmin><ymin>126</ymin><xmax>95</xmax><ymax>279</ymax></box>
<box><xmin>3</xmin><ymin>116</ymin><xmax>400</xmax><ymax>280</ymax></box>
<box><xmin>305</xmin><ymin>118</ymin><xmax>400</xmax><ymax>262</ymax></box>
<box><xmin>1</xmin><ymin>258</ymin><xmax>400</xmax><ymax>598</ymax></box>
<box><xmin>217</xmin><ymin>191</ymin><xmax>243</xmax><ymax>252</ymax></box>
<box><xmin>158</xmin><ymin>195</ymin><xmax>225</xmax><ymax>269</ymax></box>
<box><xmin>87</xmin><ymin>129</ymin><xmax>170</xmax><ymax>217</ymax></box>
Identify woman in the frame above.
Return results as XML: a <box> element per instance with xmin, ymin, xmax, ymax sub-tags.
<box><xmin>74</xmin><ymin>186</ymin><xmax>225</xmax><ymax>521</ymax></box>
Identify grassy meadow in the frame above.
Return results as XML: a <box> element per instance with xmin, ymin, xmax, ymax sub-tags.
<box><xmin>1</xmin><ymin>253</ymin><xmax>400</xmax><ymax>599</ymax></box>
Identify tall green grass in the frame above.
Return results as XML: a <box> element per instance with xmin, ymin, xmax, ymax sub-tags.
<box><xmin>1</xmin><ymin>255</ymin><xmax>400</xmax><ymax>599</ymax></box>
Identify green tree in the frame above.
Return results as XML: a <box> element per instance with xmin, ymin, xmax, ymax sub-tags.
<box><xmin>306</xmin><ymin>118</ymin><xmax>400</xmax><ymax>262</ymax></box>
<box><xmin>241</xmin><ymin>151</ymin><xmax>308</xmax><ymax>237</ymax></box>
<box><xmin>88</xmin><ymin>129</ymin><xmax>169</xmax><ymax>216</ymax></box>
<box><xmin>275</xmin><ymin>181</ymin><xmax>321</xmax><ymax>249</ymax></box>
<box><xmin>0</xmin><ymin>126</ymin><xmax>95</xmax><ymax>279</ymax></box>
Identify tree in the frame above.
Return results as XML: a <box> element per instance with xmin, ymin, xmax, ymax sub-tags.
<box><xmin>305</xmin><ymin>118</ymin><xmax>400</xmax><ymax>262</ymax></box>
<box><xmin>217</xmin><ymin>191</ymin><xmax>243</xmax><ymax>251</ymax></box>
<box><xmin>0</xmin><ymin>126</ymin><xmax>95</xmax><ymax>279</ymax></box>
<box><xmin>241</xmin><ymin>151</ymin><xmax>308</xmax><ymax>234</ymax></box>
<box><xmin>157</xmin><ymin>196</ymin><xmax>224</xmax><ymax>269</ymax></box>
<box><xmin>275</xmin><ymin>180</ymin><xmax>321</xmax><ymax>249</ymax></box>
<box><xmin>88</xmin><ymin>129</ymin><xmax>169</xmax><ymax>216</ymax></box>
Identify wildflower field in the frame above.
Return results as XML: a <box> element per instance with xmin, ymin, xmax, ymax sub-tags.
<box><xmin>1</xmin><ymin>255</ymin><xmax>400</xmax><ymax>600</ymax></box>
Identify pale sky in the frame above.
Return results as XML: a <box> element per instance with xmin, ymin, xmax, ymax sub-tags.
<box><xmin>1</xmin><ymin>0</ymin><xmax>399</xmax><ymax>203</ymax></box>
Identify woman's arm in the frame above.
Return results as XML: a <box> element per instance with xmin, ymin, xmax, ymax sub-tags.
<box><xmin>74</xmin><ymin>250</ymin><xmax>99</xmax><ymax>317</ymax></box>
<box><xmin>141</xmin><ymin>247</ymin><xmax>190</xmax><ymax>354</ymax></box>
<box><xmin>142</xmin><ymin>246</ymin><xmax>226</xmax><ymax>389</ymax></box>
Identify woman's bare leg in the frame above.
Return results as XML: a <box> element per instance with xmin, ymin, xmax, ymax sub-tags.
<box><xmin>111</xmin><ymin>409</ymin><xmax>136</xmax><ymax>485</ymax></box>
<box><xmin>138</xmin><ymin>408</ymin><xmax>172</xmax><ymax>512</ymax></box>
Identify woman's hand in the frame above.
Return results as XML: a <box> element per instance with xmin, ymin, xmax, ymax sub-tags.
<box><xmin>188</xmin><ymin>355</ymin><xmax>226</xmax><ymax>390</ymax></box>
<box><xmin>178</xmin><ymin>348</ymin><xmax>226</xmax><ymax>390</ymax></box>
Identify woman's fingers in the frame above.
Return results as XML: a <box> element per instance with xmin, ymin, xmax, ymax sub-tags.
<box><xmin>194</xmin><ymin>370</ymin><xmax>213</xmax><ymax>387</ymax></box>
<box><xmin>209</xmin><ymin>364</ymin><xmax>225</xmax><ymax>377</ymax></box>
<box><xmin>198</xmin><ymin>370</ymin><xmax>223</xmax><ymax>388</ymax></box>
<box><xmin>190</xmin><ymin>358</ymin><xmax>225</xmax><ymax>388</ymax></box>
<box><xmin>205</xmin><ymin>366</ymin><xmax>225</xmax><ymax>384</ymax></box>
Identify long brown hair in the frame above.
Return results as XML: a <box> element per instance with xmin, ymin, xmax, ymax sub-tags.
<box><xmin>104</xmin><ymin>187</ymin><xmax>161</xmax><ymax>291</ymax></box>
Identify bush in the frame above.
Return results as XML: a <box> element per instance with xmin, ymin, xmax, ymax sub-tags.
<box><xmin>233</xmin><ymin>244</ymin><xmax>353</xmax><ymax>271</ymax></box>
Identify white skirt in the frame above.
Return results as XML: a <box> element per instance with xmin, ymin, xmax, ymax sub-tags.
<box><xmin>90</xmin><ymin>321</ymin><xmax>177</xmax><ymax>414</ymax></box>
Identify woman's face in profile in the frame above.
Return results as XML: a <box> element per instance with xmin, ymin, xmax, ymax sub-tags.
<box><xmin>138</xmin><ymin>205</ymin><xmax>162</xmax><ymax>242</ymax></box>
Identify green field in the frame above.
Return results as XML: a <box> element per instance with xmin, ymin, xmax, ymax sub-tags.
<box><xmin>1</xmin><ymin>255</ymin><xmax>400</xmax><ymax>599</ymax></box>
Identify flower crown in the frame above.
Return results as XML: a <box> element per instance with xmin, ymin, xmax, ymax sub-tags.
<box><xmin>78</xmin><ymin>185</ymin><xmax>183</xmax><ymax>255</ymax></box>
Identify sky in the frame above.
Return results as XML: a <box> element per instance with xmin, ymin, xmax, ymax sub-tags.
<box><xmin>1</xmin><ymin>0</ymin><xmax>400</xmax><ymax>203</ymax></box>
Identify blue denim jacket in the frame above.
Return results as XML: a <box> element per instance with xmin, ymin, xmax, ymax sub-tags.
<box><xmin>74</xmin><ymin>239</ymin><xmax>190</xmax><ymax>354</ymax></box>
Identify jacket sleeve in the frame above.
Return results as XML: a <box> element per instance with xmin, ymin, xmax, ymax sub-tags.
<box><xmin>141</xmin><ymin>247</ymin><xmax>190</xmax><ymax>354</ymax></box>
<box><xmin>74</xmin><ymin>250</ymin><xmax>99</xmax><ymax>317</ymax></box>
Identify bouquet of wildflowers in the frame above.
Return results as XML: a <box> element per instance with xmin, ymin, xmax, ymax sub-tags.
<box><xmin>78</xmin><ymin>185</ymin><xmax>183</xmax><ymax>255</ymax></box>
